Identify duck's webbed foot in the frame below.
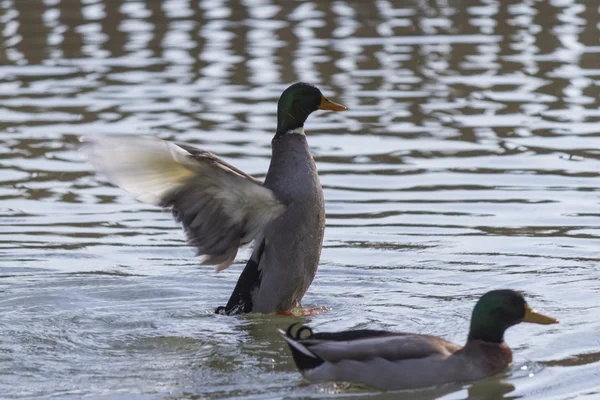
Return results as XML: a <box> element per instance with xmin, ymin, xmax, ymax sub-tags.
<box><xmin>276</xmin><ymin>306</ymin><xmax>329</xmax><ymax>317</ymax></box>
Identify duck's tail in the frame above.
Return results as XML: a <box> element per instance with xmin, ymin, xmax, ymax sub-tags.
<box><xmin>278</xmin><ymin>324</ymin><xmax>324</xmax><ymax>371</ymax></box>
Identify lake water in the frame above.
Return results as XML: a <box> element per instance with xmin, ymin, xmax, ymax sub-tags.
<box><xmin>1</xmin><ymin>0</ymin><xmax>600</xmax><ymax>398</ymax></box>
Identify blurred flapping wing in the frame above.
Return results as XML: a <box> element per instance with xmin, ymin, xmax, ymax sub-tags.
<box><xmin>82</xmin><ymin>134</ymin><xmax>286</xmax><ymax>271</ymax></box>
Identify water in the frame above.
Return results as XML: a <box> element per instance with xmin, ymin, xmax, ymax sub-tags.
<box><xmin>1</xmin><ymin>0</ymin><xmax>600</xmax><ymax>398</ymax></box>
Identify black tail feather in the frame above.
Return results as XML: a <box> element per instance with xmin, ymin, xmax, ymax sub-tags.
<box><xmin>281</xmin><ymin>324</ymin><xmax>324</xmax><ymax>371</ymax></box>
<box><xmin>215</xmin><ymin>240</ymin><xmax>265</xmax><ymax>315</ymax></box>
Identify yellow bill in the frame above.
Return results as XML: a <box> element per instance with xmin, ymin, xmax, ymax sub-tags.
<box><xmin>318</xmin><ymin>95</ymin><xmax>347</xmax><ymax>112</ymax></box>
<box><xmin>523</xmin><ymin>304</ymin><xmax>558</xmax><ymax>325</ymax></box>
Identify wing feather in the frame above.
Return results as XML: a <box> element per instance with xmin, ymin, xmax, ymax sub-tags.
<box><xmin>305</xmin><ymin>334</ymin><xmax>457</xmax><ymax>363</ymax></box>
<box><xmin>82</xmin><ymin>134</ymin><xmax>286</xmax><ymax>271</ymax></box>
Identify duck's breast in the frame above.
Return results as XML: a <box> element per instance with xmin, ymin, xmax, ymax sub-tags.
<box><xmin>252</xmin><ymin>134</ymin><xmax>325</xmax><ymax>312</ymax></box>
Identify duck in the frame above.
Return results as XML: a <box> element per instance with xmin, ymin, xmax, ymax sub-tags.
<box><xmin>83</xmin><ymin>82</ymin><xmax>347</xmax><ymax>315</ymax></box>
<box><xmin>280</xmin><ymin>289</ymin><xmax>558</xmax><ymax>390</ymax></box>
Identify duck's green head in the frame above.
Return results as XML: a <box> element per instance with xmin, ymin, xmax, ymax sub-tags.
<box><xmin>275</xmin><ymin>82</ymin><xmax>346</xmax><ymax>139</ymax></box>
<box><xmin>467</xmin><ymin>290</ymin><xmax>557</xmax><ymax>343</ymax></box>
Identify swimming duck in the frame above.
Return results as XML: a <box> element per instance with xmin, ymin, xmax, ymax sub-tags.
<box><xmin>83</xmin><ymin>82</ymin><xmax>347</xmax><ymax>315</ymax></box>
<box><xmin>280</xmin><ymin>290</ymin><xmax>557</xmax><ymax>390</ymax></box>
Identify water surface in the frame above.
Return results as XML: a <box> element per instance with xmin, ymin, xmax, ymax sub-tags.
<box><xmin>1</xmin><ymin>0</ymin><xmax>600</xmax><ymax>399</ymax></box>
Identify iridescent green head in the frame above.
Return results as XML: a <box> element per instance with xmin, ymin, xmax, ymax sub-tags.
<box><xmin>467</xmin><ymin>290</ymin><xmax>557</xmax><ymax>343</ymax></box>
<box><xmin>275</xmin><ymin>82</ymin><xmax>346</xmax><ymax>139</ymax></box>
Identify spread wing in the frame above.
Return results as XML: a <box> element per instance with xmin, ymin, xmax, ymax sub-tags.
<box><xmin>82</xmin><ymin>134</ymin><xmax>286</xmax><ymax>271</ymax></box>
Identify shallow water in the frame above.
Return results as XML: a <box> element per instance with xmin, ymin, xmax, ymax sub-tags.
<box><xmin>1</xmin><ymin>0</ymin><xmax>600</xmax><ymax>398</ymax></box>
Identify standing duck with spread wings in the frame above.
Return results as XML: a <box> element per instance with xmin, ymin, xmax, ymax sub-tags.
<box><xmin>83</xmin><ymin>82</ymin><xmax>347</xmax><ymax>315</ymax></box>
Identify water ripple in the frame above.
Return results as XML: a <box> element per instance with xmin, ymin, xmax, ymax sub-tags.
<box><xmin>1</xmin><ymin>0</ymin><xmax>600</xmax><ymax>398</ymax></box>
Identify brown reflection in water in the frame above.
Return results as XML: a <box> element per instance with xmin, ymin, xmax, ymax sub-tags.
<box><xmin>187</xmin><ymin>0</ymin><xmax>204</xmax><ymax>83</ymax></box>
<box><xmin>228</xmin><ymin>0</ymin><xmax>249</xmax><ymax>85</ymax></box>
<box><xmin>541</xmin><ymin>351</ymin><xmax>600</xmax><ymax>368</ymax></box>
<box><xmin>273</xmin><ymin>3</ymin><xmax>301</xmax><ymax>84</ymax></box>
<box><xmin>13</xmin><ymin>0</ymin><xmax>48</xmax><ymax>65</ymax></box>
<box><xmin>146</xmin><ymin>1</ymin><xmax>167</xmax><ymax>59</ymax></box>
<box><xmin>102</xmin><ymin>0</ymin><xmax>127</xmax><ymax>59</ymax></box>
<box><xmin>59</xmin><ymin>0</ymin><xmax>85</xmax><ymax>60</ymax></box>
<box><xmin>0</xmin><ymin>1</ymin><xmax>598</xmax><ymax>216</ymax></box>
<box><xmin>1</xmin><ymin>0</ymin><xmax>598</xmax><ymax>116</ymax></box>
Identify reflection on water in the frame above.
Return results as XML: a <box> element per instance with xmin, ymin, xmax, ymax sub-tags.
<box><xmin>1</xmin><ymin>0</ymin><xmax>600</xmax><ymax>398</ymax></box>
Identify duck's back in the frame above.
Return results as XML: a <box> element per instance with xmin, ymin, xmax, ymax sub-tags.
<box><xmin>252</xmin><ymin>134</ymin><xmax>325</xmax><ymax>312</ymax></box>
<box><xmin>302</xmin><ymin>334</ymin><xmax>511</xmax><ymax>390</ymax></box>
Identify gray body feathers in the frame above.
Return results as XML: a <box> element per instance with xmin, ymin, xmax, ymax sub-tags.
<box><xmin>281</xmin><ymin>327</ymin><xmax>511</xmax><ymax>390</ymax></box>
<box><xmin>252</xmin><ymin>134</ymin><xmax>325</xmax><ymax>312</ymax></box>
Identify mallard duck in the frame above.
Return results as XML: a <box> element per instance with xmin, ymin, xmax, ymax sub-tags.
<box><xmin>83</xmin><ymin>82</ymin><xmax>347</xmax><ymax>315</ymax></box>
<box><xmin>280</xmin><ymin>290</ymin><xmax>557</xmax><ymax>390</ymax></box>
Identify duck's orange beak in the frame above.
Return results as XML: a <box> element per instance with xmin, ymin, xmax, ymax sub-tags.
<box><xmin>523</xmin><ymin>305</ymin><xmax>558</xmax><ymax>324</ymax></box>
<box><xmin>318</xmin><ymin>95</ymin><xmax>347</xmax><ymax>112</ymax></box>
